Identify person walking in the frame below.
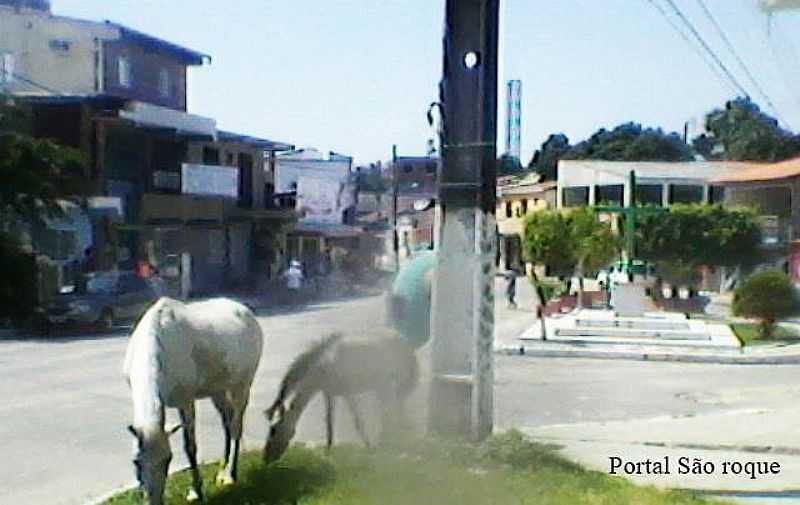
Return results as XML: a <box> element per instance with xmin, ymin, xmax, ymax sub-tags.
<box><xmin>283</xmin><ymin>260</ymin><xmax>305</xmax><ymax>304</ymax></box>
<box><xmin>505</xmin><ymin>267</ymin><xmax>519</xmax><ymax>309</ymax></box>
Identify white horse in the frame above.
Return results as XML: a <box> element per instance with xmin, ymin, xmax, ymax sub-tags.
<box><xmin>123</xmin><ymin>297</ymin><xmax>263</xmax><ymax>505</ymax></box>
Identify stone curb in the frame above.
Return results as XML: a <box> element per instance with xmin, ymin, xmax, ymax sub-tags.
<box><xmin>496</xmin><ymin>345</ymin><xmax>800</xmax><ymax>365</ymax></box>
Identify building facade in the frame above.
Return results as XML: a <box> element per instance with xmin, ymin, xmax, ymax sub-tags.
<box><xmin>3</xmin><ymin>4</ymin><xmax>296</xmax><ymax>298</ymax></box>
<box><xmin>496</xmin><ymin>175</ymin><xmax>556</xmax><ymax>271</ymax></box>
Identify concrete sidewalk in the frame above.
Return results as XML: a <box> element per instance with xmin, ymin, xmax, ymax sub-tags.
<box><xmin>522</xmin><ymin>407</ymin><xmax>800</xmax><ymax>501</ymax></box>
<box><xmin>496</xmin><ymin>340</ymin><xmax>800</xmax><ymax>364</ymax></box>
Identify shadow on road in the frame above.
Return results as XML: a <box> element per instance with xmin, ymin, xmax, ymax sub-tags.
<box><xmin>1</xmin><ymin>325</ymin><xmax>132</xmax><ymax>344</ymax></box>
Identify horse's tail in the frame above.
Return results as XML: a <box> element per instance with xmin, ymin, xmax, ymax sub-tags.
<box><xmin>266</xmin><ymin>332</ymin><xmax>344</xmax><ymax>417</ymax></box>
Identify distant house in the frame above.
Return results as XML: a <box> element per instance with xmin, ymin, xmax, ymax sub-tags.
<box><xmin>275</xmin><ymin>148</ymin><xmax>362</xmax><ymax>274</ymax></box>
<box><xmin>712</xmin><ymin>157</ymin><xmax>800</xmax><ymax>279</ymax></box>
<box><xmin>496</xmin><ymin>174</ymin><xmax>556</xmax><ymax>271</ymax></box>
<box><xmin>390</xmin><ymin>155</ymin><xmax>437</xmax><ymax>195</ymax></box>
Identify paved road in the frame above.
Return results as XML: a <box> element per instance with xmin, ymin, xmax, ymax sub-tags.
<box><xmin>2</xmin><ymin>279</ymin><xmax>799</xmax><ymax>504</ymax></box>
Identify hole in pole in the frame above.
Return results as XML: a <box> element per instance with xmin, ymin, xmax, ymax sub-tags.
<box><xmin>463</xmin><ymin>51</ymin><xmax>480</xmax><ymax>69</ymax></box>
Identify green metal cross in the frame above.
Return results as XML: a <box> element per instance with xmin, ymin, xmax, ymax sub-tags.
<box><xmin>593</xmin><ymin>171</ymin><xmax>667</xmax><ymax>273</ymax></box>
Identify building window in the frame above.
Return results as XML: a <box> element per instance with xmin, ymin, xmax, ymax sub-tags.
<box><xmin>521</xmin><ymin>199</ymin><xmax>528</xmax><ymax>215</ymax></box>
<box><xmin>202</xmin><ymin>146</ymin><xmax>220</xmax><ymax>165</ymax></box>
<box><xmin>403</xmin><ymin>164</ymin><xmax>413</xmax><ymax>173</ymax></box>
<box><xmin>158</xmin><ymin>68</ymin><xmax>170</xmax><ymax>98</ymax></box>
<box><xmin>669</xmin><ymin>185</ymin><xmax>703</xmax><ymax>204</ymax></box>
<box><xmin>426</xmin><ymin>162</ymin><xmax>436</xmax><ymax>174</ymax></box>
<box><xmin>0</xmin><ymin>52</ymin><xmax>15</xmax><ymax>83</ymax></box>
<box><xmin>49</xmin><ymin>39</ymin><xmax>71</xmax><ymax>52</ymax></box>
<box><xmin>225</xmin><ymin>152</ymin><xmax>235</xmax><ymax>166</ymax></box>
<box><xmin>118</xmin><ymin>56</ymin><xmax>131</xmax><ymax>88</ymax></box>
<box><xmin>709</xmin><ymin>186</ymin><xmax>726</xmax><ymax>204</ymax></box>
<box><xmin>505</xmin><ymin>201</ymin><xmax>512</xmax><ymax>218</ymax></box>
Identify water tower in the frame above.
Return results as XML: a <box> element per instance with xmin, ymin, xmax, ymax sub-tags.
<box><xmin>504</xmin><ymin>79</ymin><xmax>522</xmax><ymax>161</ymax></box>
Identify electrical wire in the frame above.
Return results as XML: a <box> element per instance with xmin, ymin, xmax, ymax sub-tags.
<box><xmin>644</xmin><ymin>0</ymin><xmax>738</xmax><ymax>96</ymax></box>
<box><xmin>765</xmin><ymin>17</ymin><xmax>800</xmax><ymax>122</ymax></box>
<box><xmin>661</xmin><ymin>0</ymin><xmax>751</xmax><ymax>98</ymax></box>
<box><xmin>695</xmin><ymin>0</ymin><xmax>790</xmax><ymax>129</ymax></box>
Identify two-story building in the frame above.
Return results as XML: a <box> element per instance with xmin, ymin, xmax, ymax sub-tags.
<box><xmin>2</xmin><ymin>2</ymin><xmax>295</xmax><ymax>296</ymax></box>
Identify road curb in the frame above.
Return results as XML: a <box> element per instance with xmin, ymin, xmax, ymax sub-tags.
<box><xmin>82</xmin><ymin>464</ymin><xmax>192</xmax><ymax>505</ymax></box>
<box><xmin>496</xmin><ymin>345</ymin><xmax>800</xmax><ymax>365</ymax></box>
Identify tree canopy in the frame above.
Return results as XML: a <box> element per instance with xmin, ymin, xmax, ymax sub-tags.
<box><xmin>0</xmin><ymin>96</ymin><xmax>86</xmax><ymax>226</ymax></box>
<box><xmin>497</xmin><ymin>153</ymin><xmax>524</xmax><ymax>176</ymax></box>
<box><xmin>522</xmin><ymin>207</ymin><xmax>619</xmax><ymax>277</ymax></box>
<box><xmin>637</xmin><ymin>204</ymin><xmax>762</xmax><ymax>284</ymax></box>
<box><xmin>0</xmin><ymin>95</ymin><xmax>86</xmax><ymax>323</ymax></box>
<box><xmin>528</xmin><ymin>133</ymin><xmax>570</xmax><ymax>181</ymax></box>
<box><xmin>694</xmin><ymin>97</ymin><xmax>800</xmax><ymax>162</ymax></box>
<box><xmin>565</xmin><ymin>123</ymin><xmax>694</xmax><ymax>163</ymax></box>
<box><xmin>527</xmin><ymin>123</ymin><xmax>693</xmax><ymax>181</ymax></box>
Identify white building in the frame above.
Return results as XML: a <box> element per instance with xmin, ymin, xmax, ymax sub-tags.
<box><xmin>275</xmin><ymin>148</ymin><xmax>362</xmax><ymax>273</ymax></box>
<box><xmin>557</xmin><ymin>160</ymin><xmax>751</xmax><ymax>208</ymax></box>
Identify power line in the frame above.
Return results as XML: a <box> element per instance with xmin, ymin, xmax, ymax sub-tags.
<box><xmin>644</xmin><ymin>0</ymin><xmax>738</xmax><ymax>96</ymax></box>
<box><xmin>661</xmin><ymin>0</ymin><xmax>751</xmax><ymax>99</ymax></box>
<box><xmin>695</xmin><ymin>0</ymin><xmax>791</xmax><ymax>129</ymax></box>
<box><xmin>766</xmin><ymin>20</ymin><xmax>800</xmax><ymax>106</ymax></box>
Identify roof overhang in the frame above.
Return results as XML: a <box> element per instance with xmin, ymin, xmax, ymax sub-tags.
<box><xmin>106</xmin><ymin>21</ymin><xmax>211</xmax><ymax>65</ymax></box>
<box><xmin>118</xmin><ymin>101</ymin><xmax>216</xmax><ymax>140</ymax></box>
<box><xmin>217</xmin><ymin>130</ymin><xmax>294</xmax><ymax>151</ymax></box>
<box><xmin>290</xmin><ymin>222</ymin><xmax>364</xmax><ymax>238</ymax></box>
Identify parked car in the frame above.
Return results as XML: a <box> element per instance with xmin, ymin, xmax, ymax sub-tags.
<box><xmin>39</xmin><ymin>271</ymin><xmax>160</xmax><ymax>332</ymax></box>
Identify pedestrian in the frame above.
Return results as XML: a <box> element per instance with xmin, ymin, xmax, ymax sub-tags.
<box><xmin>282</xmin><ymin>260</ymin><xmax>305</xmax><ymax>304</ymax></box>
<box><xmin>505</xmin><ymin>267</ymin><xmax>518</xmax><ymax>309</ymax></box>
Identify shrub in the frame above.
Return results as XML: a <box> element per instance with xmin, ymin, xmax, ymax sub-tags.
<box><xmin>733</xmin><ymin>270</ymin><xmax>796</xmax><ymax>339</ymax></box>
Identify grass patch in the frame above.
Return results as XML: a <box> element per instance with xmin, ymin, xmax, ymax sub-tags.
<box><xmin>103</xmin><ymin>431</ymin><xmax>727</xmax><ymax>505</ymax></box>
<box><xmin>731</xmin><ymin>323</ymin><xmax>800</xmax><ymax>346</ymax></box>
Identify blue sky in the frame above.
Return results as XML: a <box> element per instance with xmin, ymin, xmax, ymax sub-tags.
<box><xmin>54</xmin><ymin>1</ymin><xmax>800</xmax><ymax>164</ymax></box>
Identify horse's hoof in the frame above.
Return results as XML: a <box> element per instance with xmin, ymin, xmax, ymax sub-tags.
<box><xmin>186</xmin><ymin>488</ymin><xmax>201</xmax><ymax>502</ymax></box>
<box><xmin>216</xmin><ymin>471</ymin><xmax>235</xmax><ymax>486</ymax></box>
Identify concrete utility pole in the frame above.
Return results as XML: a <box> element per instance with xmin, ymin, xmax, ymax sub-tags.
<box><xmin>428</xmin><ymin>0</ymin><xmax>498</xmax><ymax>441</ymax></box>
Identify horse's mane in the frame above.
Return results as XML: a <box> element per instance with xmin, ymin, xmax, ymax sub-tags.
<box><xmin>269</xmin><ymin>332</ymin><xmax>343</xmax><ymax>411</ymax></box>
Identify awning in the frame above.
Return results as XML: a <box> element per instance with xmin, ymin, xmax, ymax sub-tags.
<box><xmin>119</xmin><ymin>101</ymin><xmax>216</xmax><ymax>139</ymax></box>
<box><xmin>290</xmin><ymin>222</ymin><xmax>364</xmax><ymax>238</ymax></box>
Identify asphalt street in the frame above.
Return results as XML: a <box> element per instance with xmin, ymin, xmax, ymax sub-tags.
<box><xmin>2</xmin><ymin>279</ymin><xmax>799</xmax><ymax>504</ymax></box>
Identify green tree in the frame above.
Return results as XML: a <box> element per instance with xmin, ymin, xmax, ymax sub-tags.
<box><xmin>696</xmin><ymin>97</ymin><xmax>800</xmax><ymax>161</ymax></box>
<box><xmin>529</xmin><ymin>133</ymin><xmax>571</xmax><ymax>181</ymax></box>
<box><xmin>1</xmin><ymin>96</ymin><xmax>85</xmax><ymax>226</ymax></box>
<box><xmin>733</xmin><ymin>270</ymin><xmax>796</xmax><ymax>339</ymax></box>
<box><xmin>522</xmin><ymin>208</ymin><xmax>619</xmax><ymax>334</ymax></box>
<box><xmin>565</xmin><ymin>122</ymin><xmax>694</xmax><ymax>162</ymax></box>
<box><xmin>568</xmin><ymin>207</ymin><xmax>620</xmax><ymax>308</ymax></box>
<box><xmin>497</xmin><ymin>154</ymin><xmax>523</xmax><ymax>176</ymax></box>
<box><xmin>0</xmin><ymin>95</ymin><xmax>86</xmax><ymax>323</ymax></box>
<box><xmin>637</xmin><ymin>204</ymin><xmax>762</xmax><ymax>288</ymax></box>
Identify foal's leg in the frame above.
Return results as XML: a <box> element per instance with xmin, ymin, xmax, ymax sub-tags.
<box><xmin>324</xmin><ymin>392</ymin><xmax>335</xmax><ymax>449</ymax></box>
<box><xmin>212</xmin><ymin>393</ymin><xmax>233</xmax><ymax>479</ymax></box>
<box><xmin>219</xmin><ymin>389</ymin><xmax>248</xmax><ymax>485</ymax></box>
<box><xmin>179</xmin><ymin>404</ymin><xmax>204</xmax><ymax>502</ymax></box>
<box><xmin>345</xmin><ymin>396</ymin><xmax>371</xmax><ymax>448</ymax></box>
